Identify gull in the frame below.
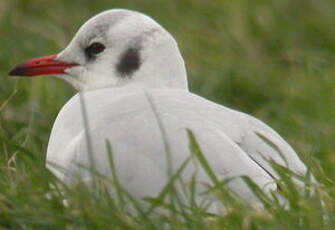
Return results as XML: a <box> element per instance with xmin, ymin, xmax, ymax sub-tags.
<box><xmin>9</xmin><ymin>9</ymin><xmax>309</xmax><ymax>213</ymax></box>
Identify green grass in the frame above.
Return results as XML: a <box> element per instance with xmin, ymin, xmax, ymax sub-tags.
<box><xmin>1</xmin><ymin>0</ymin><xmax>335</xmax><ymax>229</ymax></box>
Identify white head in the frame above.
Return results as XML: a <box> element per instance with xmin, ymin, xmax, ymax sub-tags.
<box><xmin>9</xmin><ymin>9</ymin><xmax>188</xmax><ymax>91</ymax></box>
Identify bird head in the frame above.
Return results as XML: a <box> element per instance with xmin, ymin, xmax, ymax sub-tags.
<box><xmin>9</xmin><ymin>9</ymin><xmax>188</xmax><ymax>91</ymax></box>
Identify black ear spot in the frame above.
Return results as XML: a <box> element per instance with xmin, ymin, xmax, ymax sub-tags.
<box><xmin>116</xmin><ymin>48</ymin><xmax>141</xmax><ymax>77</ymax></box>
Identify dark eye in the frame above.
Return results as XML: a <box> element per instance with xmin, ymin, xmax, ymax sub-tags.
<box><xmin>85</xmin><ymin>42</ymin><xmax>105</xmax><ymax>58</ymax></box>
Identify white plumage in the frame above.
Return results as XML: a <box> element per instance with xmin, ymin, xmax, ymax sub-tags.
<box><xmin>10</xmin><ymin>9</ymin><xmax>308</xmax><ymax>213</ymax></box>
<box><xmin>46</xmin><ymin>86</ymin><xmax>307</xmax><ymax>212</ymax></box>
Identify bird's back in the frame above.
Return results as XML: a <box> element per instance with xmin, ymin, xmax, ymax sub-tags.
<box><xmin>46</xmin><ymin>86</ymin><xmax>307</xmax><ymax>211</ymax></box>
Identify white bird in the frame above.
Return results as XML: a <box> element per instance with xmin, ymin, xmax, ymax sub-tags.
<box><xmin>9</xmin><ymin>9</ymin><xmax>309</xmax><ymax>213</ymax></box>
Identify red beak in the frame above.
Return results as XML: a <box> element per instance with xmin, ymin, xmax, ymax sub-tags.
<box><xmin>9</xmin><ymin>55</ymin><xmax>79</xmax><ymax>77</ymax></box>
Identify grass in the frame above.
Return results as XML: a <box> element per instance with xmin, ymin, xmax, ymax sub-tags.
<box><xmin>1</xmin><ymin>0</ymin><xmax>335</xmax><ymax>229</ymax></box>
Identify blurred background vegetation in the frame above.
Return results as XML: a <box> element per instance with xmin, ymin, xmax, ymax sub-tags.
<box><xmin>2</xmin><ymin>0</ymin><xmax>334</xmax><ymax>173</ymax></box>
<box><xmin>0</xmin><ymin>0</ymin><xmax>334</xmax><ymax>225</ymax></box>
